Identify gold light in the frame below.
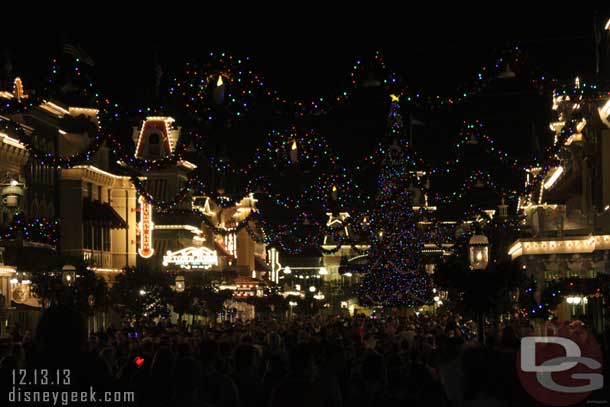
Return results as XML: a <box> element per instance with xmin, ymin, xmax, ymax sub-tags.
<box><xmin>291</xmin><ymin>140</ymin><xmax>297</xmax><ymax>150</ymax></box>
<box><xmin>543</xmin><ymin>166</ymin><xmax>564</xmax><ymax>190</ymax></box>
<box><xmin>332</xmin><ymin>185</ymin><xmax>337</xmax><ymax>192</ymax></box>
<box><xmin>390</xmin><ymin>94</ymin><xmax>400</xmax><ymax>102</ymax></box>
<box><xmin>217</xmin><ymin>75</ymin><xmax>224</xmax><ymax>87</ymax></box>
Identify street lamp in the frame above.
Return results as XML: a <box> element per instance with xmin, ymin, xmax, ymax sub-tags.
<box><xmin>469</xmin><ymin>232</ymin><xmax>489</xmax><ymax>345</ymax></box>
<box><xmin>175</xmin><ymin>275</ymin><xmax>185</xmax><ymax>293</ymax></box>
<box><xmin>62</xmin><ymin>264</ymin><xmax>76</xmax><ymax>286</ymax></box>
<box><xmin>469</xmin><ymin>234</ymin><xmax>489</xmax><ymax>270</ymax></box>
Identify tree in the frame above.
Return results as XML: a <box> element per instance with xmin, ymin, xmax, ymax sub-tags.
<box><xmin>30</xmin><ymin>259</ymin><xmax>108</xmax><ymax>316</ymax></box>
<box><xmin>110</xmin><ymin>266</ymin><xmax>172</xmax><ymax>325</ymax></box>
<box><xmin>357</xmin><ymin>98</ymin><xmax>432</xmax><ymax>308</ymax></box>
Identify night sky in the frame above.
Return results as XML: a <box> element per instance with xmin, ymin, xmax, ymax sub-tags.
<box><xmin>3</xmin><ymin>8</ymin><xmax>609</xmax><ymax>210</ymax></box>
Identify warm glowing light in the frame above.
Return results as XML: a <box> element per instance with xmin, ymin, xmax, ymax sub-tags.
<box><xmin>269</xmin><ymin>247</ymin><xmax>281</xmax><ymax>284</ymax></box>
<box><xmin>162</xmin><ymin>246</ymin><xmax>219</xmax><ymax>270</ymax></box>
<box><xmin>13</xmin><ymin>77</ymin><xmax>25</xmax><ymax>101</ymax></box>
<box><xmin>217</xmin><ymin>75</ymin><xmax>224</xmax><ymax>87</ymax></box>
<box><xmin>138</xmin><ymin>196</ymin><xmax>154</xmax><ymax>258</ymax></box>
<box><xmin>224</xmin><ymin>232</ymin><xmax>237</xmax><ymax>258</ymax></box>
<box><xmin>139</xmin><ymin>289</ymin><xmax>146</xmax><ymax>296</ymax></box>
<box><xmin>343</xmin><ymin>272</ymin><xmax>352</xmax><ymax>277</ymax></box>
<box><xmin>1</xmin><ymin>133</ymin><xmax>26</xmax><ymax>150</ymax></box>
<box><xmin>390</xmin><ymin>94</ymin><xmax>400</xmax><ymax>102</ymax></box>
<box><xmin>475</xmin><ymin>251</ymin><xmax>483</xmax><ymax>261</ymax></box>
<box><xmin>154</xmin><ymin>224</ymin><xmax>203</xmax><ymax>235</ymax></box>
<box><xmin>291</xmin><ymin>140</ymin><xmax>297</xmax><ymax>150</ymax></box>
<box><xmin>319</xmin><ymin>267</ymin><xmax>328</xmax><ymax>275</ymax></box>
<box><xmin>309</xmin><ymin>286</ymin><xmax>316</xmax><ymax>292</ymax></box>
<box><xmin>332</xmin><ymin>185</ymin><xmax>337</xmax><ymax>192</ymax></box>
<box><xmin>135</xmin><ymin>117</ymin><xmax>178</xmax><ymax>158</ymax></box>
<box><xmin>71</xmin><ymin>165</ymin><xmax>131</xmax><ymax>180</ymax></box>
<box><xmin>567</xmin><ymin>296</ymin><xmax>583</xmax><ymax>305</ymax></box>
<box><xmin>283</xmin><ymin>266</ymin><xmax>292</xmax><ymax>275</ymax></box>
<box><xmin>543</xmin><ymin>166</ymin><xmax>564</xmax><ymax>190</ymax></box>
<box><xmin>605</xmin><ymin>19</ymin><xmax>610</xmax><ymax>30</ymax></box>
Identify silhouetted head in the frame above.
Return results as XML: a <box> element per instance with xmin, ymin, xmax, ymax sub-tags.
<box><xmin>199</xmin><ymin>339</ymin><xmax>219</xmax><ymax>368</ymax></box>
<box><xmin>35</xmin><ymin>305</ymin><xmax>87</xmax><ymax>354</ymax></box>
<box><xmin>174</xmin><ymin>357</ymin><xmax>202</xmax><ymax>395</ymax></box>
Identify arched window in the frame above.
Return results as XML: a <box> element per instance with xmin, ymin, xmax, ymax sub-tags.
<box><xmin>148</xmin><ymin>132</ymin><xmax>161</xmax><ymax>156</ymax></box>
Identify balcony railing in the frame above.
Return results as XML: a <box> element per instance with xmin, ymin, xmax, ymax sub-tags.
<box><xmin>82</xmin><ymin>249</ymin><xmax>112</xmax><ymax>268</ymax></box>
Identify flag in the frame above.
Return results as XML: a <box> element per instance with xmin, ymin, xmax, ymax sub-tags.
<box><xmin>410</xmin><ymin>114</ymin><xmax>425</xmax><ymax>126</ymax></box>
<box><xmin>154</xmin><ymin>63</ymin><xmax>163</xmax><ymax>83</ymax></box>
<box><xmin>153</xmin><ymin>52</ymin><xmax>163</xmax><ymax>82</ymax></box>
<box><xmin>63</xmin><ymin>43</ymin><xmax>95</xmax><ymax>66</ymax></box>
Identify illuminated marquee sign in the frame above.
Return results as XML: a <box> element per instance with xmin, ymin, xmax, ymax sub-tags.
<box><xmin>138</xmin><ymin>195</ymin><xmax>154</xmax><ymax>258</ymax></box>
<box><xmin>162</xmin><ymin>247</ymin><xmax>219</xmax><ymax>270</ymax></box>
<box><xmin>224</xmin><ymin>232</ymin><xmax>237</xmax><ymax>258</ymax></box>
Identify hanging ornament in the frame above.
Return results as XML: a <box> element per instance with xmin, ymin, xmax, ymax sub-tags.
<box><xmin>213</xmin><ymin>74</ymin><xmax>225</xmax><ymax>104</ymax></box>
<box><xmin>331</xmin><ymin>185</ymin><xmax>338</xmax><ymax>201</ymax></box>
<box><xmin>290</xmin><ymin>140</ymin><xmax>298</xmax><ymax>164</ymax></box>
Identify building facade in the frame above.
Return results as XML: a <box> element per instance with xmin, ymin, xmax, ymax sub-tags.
<box><xmin>509</xmin><ymin>86</ymin><xmax>610</xmax><ymax>329</ymax></box>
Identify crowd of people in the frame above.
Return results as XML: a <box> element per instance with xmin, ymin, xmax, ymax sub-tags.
<box><xmin>1</xmin><ymin>306</ymin><xmax>609</xmax><ymax>406</ymax></box>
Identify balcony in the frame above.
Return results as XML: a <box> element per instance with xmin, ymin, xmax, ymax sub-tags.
<box><xmin>82</xmin><ymin>249</ymin><xmax>112</xmax><ymax>268</ymax></box>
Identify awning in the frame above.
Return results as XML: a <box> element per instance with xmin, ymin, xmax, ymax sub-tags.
<box><xmin>83</xmin><ymin>199</ymin><xmax>127</xmax><ymax>229</ymax></box>
<box><xmin>0</xmin><ymin>240</ymin><xmax>62</xmax><ymax>272</ymax></box>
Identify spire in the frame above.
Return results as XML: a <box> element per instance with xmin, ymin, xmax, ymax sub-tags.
<box><xmin>153</xmin><ymin>51</ymin><xmax>163</xmax><ymax>100</ymax></box>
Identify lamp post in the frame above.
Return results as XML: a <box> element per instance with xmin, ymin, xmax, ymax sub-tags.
<box><xmin>175</xmin><ymin>275</ymin><xmax>185</xmax><ymax>293</ymax></box>
<box><xmin>62</xmin><ymin>264</ymin><xmax>76</xmax><ymax>287</ymax></box>
<box><xmin>469</xmin><ymin>233</ymin><xmax>489</xmax><ymax>345</ymax></box>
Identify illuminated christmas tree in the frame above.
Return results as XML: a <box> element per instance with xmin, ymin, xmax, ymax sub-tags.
<box><xmin>357</xmin><ymin>97</ymin><xmax>432</xmax><ymax>307</ymax></box>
